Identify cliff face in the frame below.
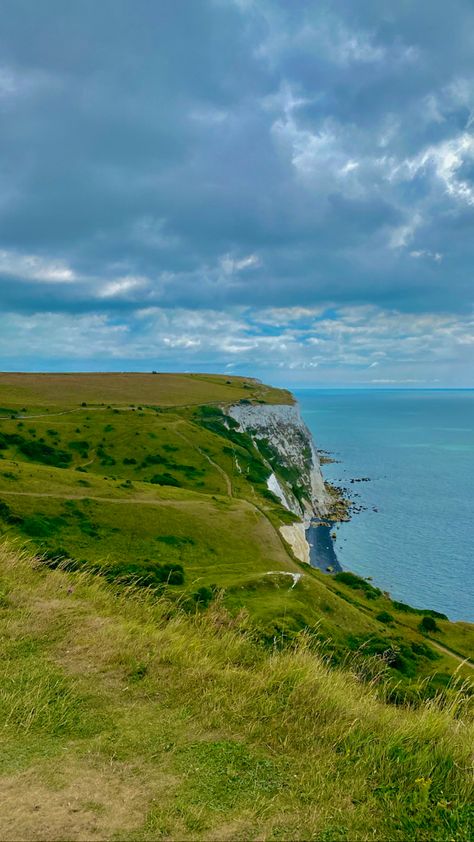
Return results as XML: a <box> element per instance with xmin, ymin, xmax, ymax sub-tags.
<box><xmin>228</xmin><ymin>402</ymin><xmax>330</xmax><ymax>523</ymax></box>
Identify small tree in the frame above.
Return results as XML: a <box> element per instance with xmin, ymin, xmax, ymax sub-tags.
<box><xmin>419</xmin><ymin>615</ymin><xmax>438</xmax><ymax>634</ymax></box>
<box><xmin>376</xmin><ymin>611</ymin><xmax>394</xmax><ymax>624</ymax></box>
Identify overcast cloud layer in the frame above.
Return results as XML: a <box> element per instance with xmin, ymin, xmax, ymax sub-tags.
<box><xmin>1</xmin><ymin>0</ymin><xmax>473</xmax><ymax>385</ymax></box>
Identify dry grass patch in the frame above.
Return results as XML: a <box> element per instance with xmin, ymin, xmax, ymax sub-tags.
<box><xmin>0</xmin><ymin>372</ymin><xmax>290</xmax><ymax>409</ymax></box>
<box><xmin>0</xmin><ymin>759</ymin><xmax>176</xmax><ymax>842</ymax></box>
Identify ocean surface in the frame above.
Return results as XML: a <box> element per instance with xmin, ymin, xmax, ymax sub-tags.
<box><xmin>295</xmin><ymin>389</ymin><xmax>474</xmax><ymax>622</ymax></box>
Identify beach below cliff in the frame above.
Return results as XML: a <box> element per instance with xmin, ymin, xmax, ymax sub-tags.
<box><xmin>306</xmin><ymin>520</ymin><xmax>342</xmax><ymax>573</ymax></box>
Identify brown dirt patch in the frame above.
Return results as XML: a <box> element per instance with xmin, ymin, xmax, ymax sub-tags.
<box><xmin>0</xmin><ymin>758</ymin><xmax>176</xmax><ymax>841</ymax></box>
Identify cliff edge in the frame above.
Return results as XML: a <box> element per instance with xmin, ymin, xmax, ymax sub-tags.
<box><xmin>228</xmin><ymin>401</ymin><xmax>330</xmax><ymax>563</ymax></box>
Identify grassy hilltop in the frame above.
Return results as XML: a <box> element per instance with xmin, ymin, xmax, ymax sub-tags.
<box><xmin>0</xmin><ymin>372</ymin><xmax>472</xmax><ymax>839</ymax></box>
<box><xmin>0</xmin><ymin>542</ymin><xmax>472</xmax><ymax>841</ymax></box>
<box><xmin>0</xmin><ymin>371</ymin><xmax>294</xmax><ymax>408</ymax></box>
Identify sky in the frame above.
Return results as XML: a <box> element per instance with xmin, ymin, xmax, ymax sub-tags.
<box><xmin>0</xmin><ymin>0</ymin><xmax>473</xmax><ymax>387</ymax></box>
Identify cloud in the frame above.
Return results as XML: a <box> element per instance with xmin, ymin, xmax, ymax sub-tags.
<box><xmin>98</xmin><ymin>275</ymin><xmax>148</xmax><ymax>299</ymax></box>
<box><xmin>219</xmin><ymin>254</ymin><xmax>262</xmax><ymax>275</ymax></box>
<box><xmin>390</xmin><ymin>133</ymin><xmax>474</xmax><ymax>206</ymax></box>
<box><xmin>410</xmin><ymin>250</ymin><xmax>443</xmax><ymax>262</ymax></box>
<box><xmin>0</xmin><ymin>63</ymin><xmax>58</xmax><ymax>99</ymax></box>
<box><xmin>1</xmin><ymin>303</ymin><xmax>472</xmax><ymax>386</ymax></box>
<box><xmin>0</xmin><ymin>0</ymin><xmax>472</xmax><ymax>383</ymax></box>
<box><xmin>0</xmin><ymin>249</ymin><xmax>76</xmax><ymax>283</ymax></box>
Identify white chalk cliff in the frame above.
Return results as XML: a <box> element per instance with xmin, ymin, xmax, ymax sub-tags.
<box><xmin>227</xmin><ymin>402</ymin><xmax>330</xmax><ymax>564</ymax></box>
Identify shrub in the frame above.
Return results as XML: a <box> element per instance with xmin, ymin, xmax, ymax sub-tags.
<box><xmin>376</xmin><ymin>611</ymin><xmax>394</xmax><ymax>624</ymax></box>
<box><xmin>244</xmin><ymin>456</ymin><xmax>271</xmax><ymax>485</ymax></box>
<box><xmin>160</xmin><ymin>563</ymin><xmax>185</xmax><ymax>585</ymax></box>
<box><xmin>100</xmin><ymin>456</ymin><xmax>116</xmax><ymax>466</ymax></box>
<box><xmin>193</xmin><ymin>585</ymin><xmax>217</xmax><ymax>607</ymax></box>
<box><xmin>348</xmin><ymin>634</ymin><xmax>418</xmax><ymax>677</ymax></box>
<box><xmin>102</xmin><ymin>560</ymin><xmax>185</xmax><ymax>588</ymax></box>
<box><xmin>68</xmin><ymin>440</ymin><xmax>90</xmax><ymax>451</ymax></box>
<box><xmin>0</xmin><ymin>501</ymin><xmax>10</xmax><ymax>521</ymax></box>
<box><xmin>260</xmin><ymin>489</ymin><xmax>281</xmax><ymax>504</ymax></box>
<box><xmin>18</xmin><ymin>439</ymin><xmax>72</xmax><ymax>468</ymax></box>
<box><xmin>149</xmin><ymin>473</ymin><xmax>180</xmax><ymax>487</ymax></box>
<box><xmin>0</xmin><ymin>501</ymin><xmax>22</xmax><ymax>525</ymax></box>
<box><xmin>391</xmin><ymin>600</ymin><xmax>448</xmax><ymax>620</ymax></box>
<box><xmin>21</xmin><ymin>514</ymin><xmax>66</xmax><ymax>538</ymax></box>
<box><xmin>42</xmin><ymin>547</ymin><xmax>71</xmax><ymax>563</ymax></box>
<box><xmin>411</xmin><ymin>641</ymin><xmax>438</xmax><ymax>660</ymax></box>
<box><xmin>142</xmin><ymin>453</ymin><xmax>168</xmax><ymax>467</ymax></box>
<box><xmin>156</xmin><ymin>535</ymin><xmax>195</xmax><ymax>547</ymax></box>
<box><xmin>334</xmin><ymin>571</ymin><xmax>382</xmax><ymax>598</ymax></box>
<box><xmin>199</xmin><ymin>405</ymin><xmax>224</xmax><ymax>418</ymax></box>
<box><xmin>419</xmin><ymin>616</ymin><xmax>438</xmax><ymax>634</ymax></box>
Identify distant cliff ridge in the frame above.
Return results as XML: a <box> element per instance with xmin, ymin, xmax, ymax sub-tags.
<box><xmin>228</xmin><ymin>402</ymin><xmax>330</xmax><ymax>523</ymax></box>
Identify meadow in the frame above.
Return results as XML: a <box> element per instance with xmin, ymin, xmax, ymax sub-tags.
<box><xmin>0</xmin><ymin>541</ymin><xmax>472</xmax><ymax>841</ymax></box>
<box><xmin>0</xmin><ymin>374</ymin><xmax>474</xmax><ymax>840</ymax></box>
<box><xmin>0</xmin><ymin>373</ymin><xmax>472</xmax><ymax>720</ymax></box>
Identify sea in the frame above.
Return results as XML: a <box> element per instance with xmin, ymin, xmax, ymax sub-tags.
<box><xmin>295</xmin><ymin>389</ymin><xmax>474</xmax><ymax>623</ymax></box>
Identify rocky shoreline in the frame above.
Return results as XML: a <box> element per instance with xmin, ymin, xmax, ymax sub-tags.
<box><xmin>306</xmin><ymin>449</ymin><xmax>375</xmax><ymax>574</ymax></box>
<box><xmin>225</xmin><ymin>400</ymin><xmax>375</xmax><ymax>573</ymax></box>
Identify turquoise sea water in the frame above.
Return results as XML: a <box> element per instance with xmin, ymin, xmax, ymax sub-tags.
<box><xmin>295</xmin><ymin>389</ymin><xmax>474</xmax><ymax>622</ymax></box>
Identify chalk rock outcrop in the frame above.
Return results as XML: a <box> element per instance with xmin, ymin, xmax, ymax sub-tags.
<box><xmin>228</xmin><ymin>402</ymin><xmax>330</xmax><ymax>521</ymax></box>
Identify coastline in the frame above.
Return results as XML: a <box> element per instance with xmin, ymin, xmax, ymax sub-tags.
<box><xmin>306</xmin><ymin>519</ymin><xmax>342</xmax><ymax>572</ymax></box>
<box><xmin>306</xmin><ymin>451</ymin><xmax>352</xmax><ymax>574</ymax></box>
<box><xmin>296</xmin><ymin>388</ymin><xmax>474</xmax><ymax>623</ymax></box>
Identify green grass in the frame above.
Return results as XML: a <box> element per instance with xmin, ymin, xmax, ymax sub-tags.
<box><xmin>0</xmin><ymin>541</ymin><xmax>472</xmax><ymax>840</ymax></box>
<box><xmin>0</xmin><ymin>371</ymin><xmax>292</xmax><ymax>408</ymax></box>
<box><xmin>0</xmin><ymin>373</ymin><xmax>472</xmax><ymax>839</ymax></box>
<box><xmin>0</xmin><ymin>374</ymin><xmax>472</xmax><ymax>695</ymax></box>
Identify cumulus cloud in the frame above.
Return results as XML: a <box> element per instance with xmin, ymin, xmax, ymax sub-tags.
<box><xmin>0</xmin><ymin>0</ymin><xmax>472</xmax><ymax>383</ymax></box>
<box><xmin>1</xmin><ymin>304</ymin><xmax>472</xmax><ymax>386</ymax></box>
<box><xmin>98</xmin><ymin>276</ymin><xmax>148</xmax><ymax>299</ymax></box>
<box><xmin>219</xmin><ymin>254</ymin><xmax>261</xmax><ymax>275</ymax></box>
<box><xmin>410</xmin><ymin>250</ymin><xmax>443</xmax><ymax>262</ymax></box>
<box><xmin>0</xmin><ymin>250</ymin><xmax>76</xmax><ymax>283</ymax></box>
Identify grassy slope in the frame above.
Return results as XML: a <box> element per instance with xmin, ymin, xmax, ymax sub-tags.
<box><xmin>0</xmin><ymin>542</ymin><xmax>472</xmax><ymax>842</ymax></box>
<box><xmin>0</xmin><ymin>373</ymin><xmax>472</xmax><ymax>693</ymax></box>
<box><xmin>0</xmin><ymin>371</ymin><xmax>293</xmax><ymax>407</ymax></box>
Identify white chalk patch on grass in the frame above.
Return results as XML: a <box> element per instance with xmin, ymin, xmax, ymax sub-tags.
<box><xmin>265</xmin><ymin>571</ymin><xmax>302</xmax><ymax>589</ymax></box>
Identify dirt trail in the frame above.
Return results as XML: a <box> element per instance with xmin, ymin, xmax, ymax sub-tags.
<box><xmin>16</xmin><ymin>408</ymin><xmax>101</xmax><ymax>420</ymax></box>
<box><xmin>173</xmin><ymin>422</ymin><xmax>233</xmax><ymax>497</ymax></box>
<box><xmin>0</xmin><ymin>489</ymin><xmax>212</xmax><ymax>508</ymax></box>
<box><xmin>172</xmin><ymin>423</ymin><xmax>295</xmax><ymax>560</ymax></box>
<box><xmin>429</xmin><ymin>640</ymin><xmax>474</xmax><ymax>669</ymax></box>
<box><xmin>14</xmin><ymin>399</ymin><xmax>230</xmax><ymax>420</ymax></box>
<box><xmin>0</xmin><ymin>487</ymin><xmax>300</xmax><ymax>572</ymax></box>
